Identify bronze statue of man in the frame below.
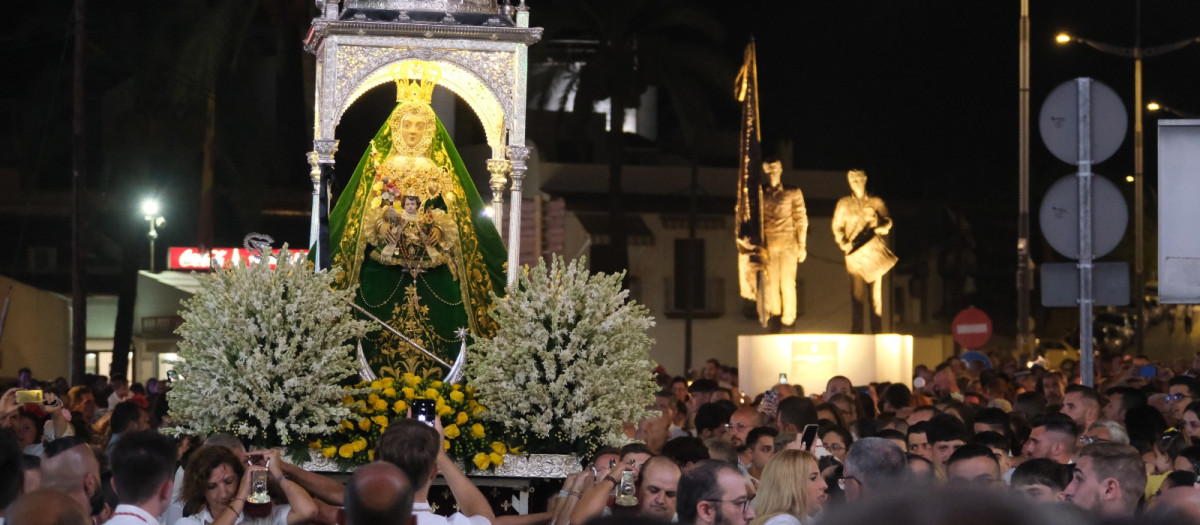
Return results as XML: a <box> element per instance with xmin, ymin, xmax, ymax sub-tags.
<box><xmin>760</xmin><ymin>159</ymin><xmax>808</xmax><ymax>329</ymax></box>
<box><xmin>832</xmin><ymin>169</ymin><xmax>895</xmax><ymax>334</ymax></box>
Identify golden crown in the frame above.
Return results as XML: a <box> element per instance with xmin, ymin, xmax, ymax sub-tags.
<box><xmin>393</xmin><ymin>61</ymin><xmax>441</xmax><ymax>103</ymax></box>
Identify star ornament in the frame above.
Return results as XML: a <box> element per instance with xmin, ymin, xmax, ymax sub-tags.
<box><xmin>455</xmin><ymin>327</ymin><xmax>470</xmax><ymax>341</ymax></box>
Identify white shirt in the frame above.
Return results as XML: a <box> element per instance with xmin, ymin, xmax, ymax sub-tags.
<box><xmin>412</xmin><ymin>502</ymin><xmax>490</xmax><ymax>525</ymax></box>
<box><xmin>159</xmin><ymin>468</ymin><xmax>187</xmax><ymax>525</ymax></box>
<box><xmin>173</xmin><ymin>504</ymin><xmax>291</xmax><ymax>525</ymax></box>
<box><xmin>763</xmin><ymin>513</ymin><xmax>804</xmax><ymax>525</ymax></box>
<box><xmin>109</xmin><ymin>504</ymin><xmax>161</xmax><ymax>525</ymax></box>
<box><xmin>160</xmin><ymin>501</ymin><xmax>184</xmax><ymax>525</ymax></box>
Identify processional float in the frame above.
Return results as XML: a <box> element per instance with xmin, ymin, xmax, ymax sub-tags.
<box><xmin>303</xmin><ymin>0</ymin><xmax>541</xmax><ymax>381</ymax></box>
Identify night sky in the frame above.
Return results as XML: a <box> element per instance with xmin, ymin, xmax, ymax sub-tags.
<box><xmin>4</xmin><ymin>1</ymin><xmax>1200</xmax><ymax>336</ymax></box>
<box><xmin>742</xmin><ymin>1</ymin><xmax>1200</xmax><ymax>198</ymax></box>
<box><xmin>728</xmin><ymin>1</ymin><xmax>1200</xmax><ymax>333</ymax></box>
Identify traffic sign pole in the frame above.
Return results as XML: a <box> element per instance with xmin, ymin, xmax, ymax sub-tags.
<box><xmin>1077</xmin><ymin>78</ymin><xmax>1095</xmax><ymax>388</ymax></box>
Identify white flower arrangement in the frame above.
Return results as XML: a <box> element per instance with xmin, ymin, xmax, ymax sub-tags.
<box><xmin>167</xmin><ymin>245</ymin><xmax>370</xmax><ymax>447</ymax></box>
<box><xmin>466</xmin><ymin>256</ymin><xmax>658</xmax><ymax>456</ymax></box>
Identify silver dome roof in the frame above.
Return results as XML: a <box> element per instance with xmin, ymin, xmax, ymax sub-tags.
<box><xmin>345</xmin><ymin>0</ymin><xmax>501</xmax><ymax>15</ymax></box>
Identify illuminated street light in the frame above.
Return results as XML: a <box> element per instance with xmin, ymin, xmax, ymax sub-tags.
<box><xmin>142</xmin><ymin>197</ymin><xmax>165</xmax><ymax>272</ymax></box>
<box><xmin>1056</xmin><ymin>28</ymin><xmax>1200</xmax><ymax>352</ymax></box>
<box><xmin>1126</xmin><ymin>175</ymin><xmax>1135</xmax><ymax>183</ymax></box>
<box><xmin>1146</xmin><ymin>101</ymin><xmax>1198</xmax><ymax>118</ymax></box>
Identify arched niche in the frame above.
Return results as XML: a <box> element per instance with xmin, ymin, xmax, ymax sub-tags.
<box><xmin>333</xmin><ymin>58</ymin><xmax>509</xmax><ymax>158</ymax></box>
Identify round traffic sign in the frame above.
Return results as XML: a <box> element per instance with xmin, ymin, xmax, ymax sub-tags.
<box><xmin>1039</xmin><ymin>79</ymin><xmax>1127</xmax><ymax>165</ymax></box>
<box><xmin>1038</xmin><ymin>173</ymin><xmax>1129</xmax><ymax>259</ymax></box>
<box><xmin>952</xmin><ymin>307</ymin><xmax>993</xmax><ymax>349</ymax></box>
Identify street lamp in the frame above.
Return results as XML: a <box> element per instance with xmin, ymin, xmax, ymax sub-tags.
<box><xmin>141</xmin><ymin>198</ymin><xmax>165</xmax><ymax>272</ymax></box>
<box><xmin>1056</xmin><ymin>28</ymin><xmax>1200</xmax><ymax>351</ymax></box>
<box><xmin>1147</xmin><ymin>101</ymin><xmax>1199</xmax><ymax>119</ymax></box>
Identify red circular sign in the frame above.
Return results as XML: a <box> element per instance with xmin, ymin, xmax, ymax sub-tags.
<box><xmin>951</xmin><ymin>307</ymin><xmax>993</xmax><ymax>349</ymax></box>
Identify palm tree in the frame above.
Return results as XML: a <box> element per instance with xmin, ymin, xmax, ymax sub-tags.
<box><xmin>102</xmin><ymin>0</ymin><xmax>312</xmax><ymax>380</ymax></box>
<box><xmin>531</xmin><ymin>0</ymin><xmax>728</xmax><ymax>278</ymax></box>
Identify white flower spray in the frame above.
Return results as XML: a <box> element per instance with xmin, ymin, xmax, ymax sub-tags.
<box><xmin>167</xmin><ymin>245</ymin><xmax>370</xmax><ymax>446</ymax></box>
<box><xmin>466</xmin><ymin>256</ymin><xmax>658</xmax><ymax>456</ymax></box>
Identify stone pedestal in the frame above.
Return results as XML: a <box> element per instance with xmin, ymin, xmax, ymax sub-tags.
<box><xmin>737</xmin><ymin>333</ymin><xmax>913</xmax><ymax>397</ymax></box>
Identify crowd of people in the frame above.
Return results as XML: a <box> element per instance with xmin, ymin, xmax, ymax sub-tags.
<box><xmin>5</xmin><ymin>350</ymin><xmax>1200</xmax><ymax>525</ymax></box>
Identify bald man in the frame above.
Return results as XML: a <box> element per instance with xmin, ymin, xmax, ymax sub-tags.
<box><xmin>727</xmin><ymin>408</ymin><xmax>762</xmax><ymax>449</ymax></box>
<box><xmin>345</xmin><ymin>462</ymin><xmax>414</xmax><ymax>525</ymax></box>
<box><xmin>6</xmin><ymin>488</ymin><xmax>90</xmax><ymax>525</ymax></box>
<box><xmin>1150</xmin><ymin>485</ymin><xmax>1200</xmax><ymax>522</ymax></box>
<box><xmin>39</xmin><ymin>438</ymin><xmax>101</xmax><ymax>517</ymax></box>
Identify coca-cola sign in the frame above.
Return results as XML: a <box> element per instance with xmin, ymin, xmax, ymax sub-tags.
<box><xmin>168</xmin><ymin>247</ymin><xmax>310</xmax><ymax>271</ymax></box>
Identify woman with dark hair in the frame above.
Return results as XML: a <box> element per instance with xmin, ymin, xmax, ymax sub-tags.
<box><xmin>1182</xmin><ymin>401</ymin><xmax>1200</xmax><ymax>440</ymax></box>
<box><xmin>1174</xmin><ymin>445</ymin><xmax>1200</xmax><ymax>474</ymax></box>
<box><xmin>175</xmin><ymin>447</ymin><xmax>315</xmax><ymax>525</ymax></box>
<box><xmin>879</xmin><ymin>383</ymin><xmax>912</xmax><ymax>413</ymax></box>
<box><xmin>1151</xmin><ymin>428</ymin><xmax>1192</xmax><ymax>475</ymax></box>
<box><xmin>1125</xmin><ymin>405</ymin><xmax>1169</xmax><ymax>456</ymax></box>
<box><xmin>14</xmin><ymin>410</ymin><xmax>45</xmax><ymax>456</ymax></box>
<box><xmin>818</xmin><ymin>426</ymin><xmax>854</xmax><ymax>464</ymax></box>
<box><xmin>815</xmin><ymin>403</ymin><xmax>847</xmax><ymax>430</ymax></box>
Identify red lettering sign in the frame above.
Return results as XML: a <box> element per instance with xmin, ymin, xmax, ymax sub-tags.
<box><xmin>168</xmin><ymin>247</ymin><xmax>310</xmax><ymax>271</ymax></box>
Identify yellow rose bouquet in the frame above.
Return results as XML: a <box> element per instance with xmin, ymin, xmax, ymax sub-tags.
<box><xmin>310</xmin><ymin>374</ymin><xmax>508</xmax><ymax>469</ymax></box>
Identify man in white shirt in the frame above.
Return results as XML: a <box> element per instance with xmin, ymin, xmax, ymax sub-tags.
<box><xmin>344</xmin><ymin>462</ymin><xmax>413</xmax><ymax>525</ymax></box>
<box><xmin>377</xmin><ymin>420</ymin><xmax>495</xmax><ymax>525</ymax></box>
<box><xmin>281</xmin><ymin>417</ymin><xmax>493</xmax><ymax>525</ymax></box>
<box><xmin>5</xmin><ymin>489</ymin><xmax>90</xmax><ymax>525</ymax></box>
<box><xmin>108</xmin><ymin>378</ymin><xmax>132</xmax><ymax>410</ymax></box>
<box><xmin>40</xmin><ymin>437</ymin><xmax>102</xmax><ymax>519</ymax></box>
<box><xmin>107</xmin><ymin>431</ymin><xmax>178</xmax><ymax>525</ymax></box>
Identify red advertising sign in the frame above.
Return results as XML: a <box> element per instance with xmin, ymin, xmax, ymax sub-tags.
<box><xmin>168</xmin><ymin>247</ymin><xmax>310</xmax><ymax>271</ymax></box>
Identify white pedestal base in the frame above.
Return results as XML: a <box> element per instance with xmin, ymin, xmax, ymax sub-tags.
<box><xmin>737</xmin><ymin>333</ymin><xmax>913</xmax><ymax>399</ymax></box>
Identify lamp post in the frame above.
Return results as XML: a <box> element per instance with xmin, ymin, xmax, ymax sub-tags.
<box><xmin>141</xmin><ymin>198</ymin><xmax>164</xmax><ymax>273</ymax></box>
<box><xmin>1056</xmin><ymin>25</ymin><xmax>1200</xmax><ymax>351</ymax></box>
<box><xmin>1016</xmin><ymin>0</ymin><xmax>1032</xmax><ymax>356</ymax></box>
<box><xmin>1148</xmin><ymin>101</ymin><xmax>1200</xmax><ymax>119</ymax></box>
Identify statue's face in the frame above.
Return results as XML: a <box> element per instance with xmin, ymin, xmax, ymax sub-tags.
<box><xmin>848</xmin><ymin>170</ymin><xmax>867</xmax><ymax>196</ymax></box>
<box><xmin>403</xmin><ymin>196</ymin><xmax>420</xmax><ymax>214</ymax></box>
<box><xmin>400</xmin><ymin>113</ymin><xmax>429</xmax><ymax>149</ymax></box>
<box><xmin>763</xmin><ymin>161</ymin><xmax>783</xmax><ymax>187</ymax></box>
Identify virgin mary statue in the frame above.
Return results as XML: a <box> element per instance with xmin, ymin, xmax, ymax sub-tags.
<box><xmin>328</xmin><ymin>63</ymin><xmax>506</xmax><ymax>379</ymax></box>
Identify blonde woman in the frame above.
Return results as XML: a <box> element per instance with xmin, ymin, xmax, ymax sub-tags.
<box><xmin>749</xmin><ymin>450</ymin><xmax>827</xmax><ymax>525</ymax></box>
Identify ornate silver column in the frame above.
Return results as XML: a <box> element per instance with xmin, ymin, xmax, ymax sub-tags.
<box><xmin>486</xmin><ymin>158</ymin><xmax>512</xmax><ymax>238</ymax></box>
<box><xmin>310</xmin><ymin>139</ymin><xmax>339</xmax><ymax>270</ymax></box>
<box><xmin>505</xmin><ymin>145</ymin><xmax>531</xmax><ymax>285</ymax></box>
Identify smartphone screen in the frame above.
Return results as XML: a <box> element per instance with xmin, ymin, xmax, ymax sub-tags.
<box><xmin>800</xmin><ymin>424</ymin><xmax>819</xmax><ymax>451</ymax></box>
<box><xmin>411</xmin><ymin>398</ymin><xmax>437</xmax><ymax>427</ymax></box>
<box><xmin>15</xmin><ymin>390</ymin><xmax>43</xmax><ymax>404</ymax></box>
<box><xmin>1140</xmin><ymin>365</ymin><xmax>1157</xmax><ymax>378</ymax></box>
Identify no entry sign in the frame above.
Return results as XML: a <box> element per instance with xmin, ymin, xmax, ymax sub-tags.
<box><xmin>952</xmin><ymin>307</ymin><xmax>993</xmax><ymax>349</ymax></box>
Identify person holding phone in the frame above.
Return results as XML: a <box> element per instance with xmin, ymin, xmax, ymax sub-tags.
<box><xmin>377</xmin><ymin>417</ymin><xmax>496</xmax><ymax>525</ymax></box>
<box><xmin>278</xmin><ymin>410</ymin><xmax>495</xmax><ymax>525</ymax></box>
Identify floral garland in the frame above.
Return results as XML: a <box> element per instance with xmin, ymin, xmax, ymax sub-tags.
<box><xmin>466</xmin><ymin>256</ymin><xmax>658</xmax><ymax>457</ymax></box>
<box><xmin>168</xmin><ymin>245</ymin><xmax>370</xmax><ymax>447</ymax></box>
<box><xmin>311</xmin><ymin>373</ymin><xmax>509</xmax><ymax>470</ymax></box>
